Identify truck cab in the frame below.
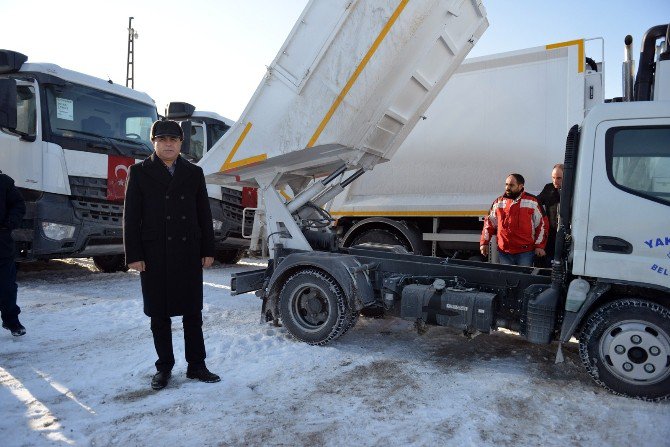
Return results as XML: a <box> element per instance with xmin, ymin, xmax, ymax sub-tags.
<box><xmin>165</xmin><ymin>102</ymin><xmax>254</xmax><ymax>264</ymax></box>
<box><xmin>0</xmin><ymin>50</ymin><xmax>157</xmax><ymax>271</ymax></box>
<box><xmin>572</xmin><ymin>101</ymin><xmax>670</xmax><ymax>288</ymax></box>
<box><xmin>164</xmin><ymin>102</ymin><xmax>234</xmax><ymax>163</ymax></box>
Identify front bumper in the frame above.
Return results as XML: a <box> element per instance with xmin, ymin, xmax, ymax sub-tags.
<box><xmin>15</xmin><ymin>183</ymin><xmax>124</xmax><ymax>260</ymax></box>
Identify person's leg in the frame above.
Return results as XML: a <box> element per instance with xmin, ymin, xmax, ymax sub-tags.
<box><xmin>184</xmin><ymin>312</ymin><xmax>220</xmax><ymax>383</ymax></box>
<box><xmin>0</xmin><ymin>259</ymin><xmax>22</xmax><ymax>334</ymax></box>
<box><xmin>150</xmin><ymin>316</ymin><xmax>175</xmax><ymax>372</ymax></box>
<box><xmin>183</xmin><ymin>312</ymin><xmax>206</xmax><ymax>369</ymax></box>
<box><xmin>497</xmin><ymin>251</ymin><xmax>514</xmax><ymax>265</ymax></box>
<box><xmin>516</xmin><ymin>251</ymin><xmax>535</xmax><ymax>267</ymax></box>
<box><xmin>540</xmin><ymin>233</ymin><xmax>557</xmax><ymax>267</ymax></box>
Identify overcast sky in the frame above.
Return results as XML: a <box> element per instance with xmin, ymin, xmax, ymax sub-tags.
<box><xmin>2</xmin><ymin>0</ymin><xmax>668</xmax><ymax>120</ymax></box>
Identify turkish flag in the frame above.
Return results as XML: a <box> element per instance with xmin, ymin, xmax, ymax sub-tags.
<box><xmin>242</xmin><ymin>187</ymin><xmax>258</xmax><ymax>208</ymax></box>
<box><xmin>107</xmin><ymin>155</ymin><xmax>135</xmax><ymax>201</ymax></box>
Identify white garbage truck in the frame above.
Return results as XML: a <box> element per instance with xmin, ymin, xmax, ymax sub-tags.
<box><xmin>329</xmin><ymin>39</ymin><xmax>604</xmax><ymax>258</ymax></box>
<box><xmin>200</xmin><ymin>0</ymin><xmax>670</xmax><ymax>400</ymax></box>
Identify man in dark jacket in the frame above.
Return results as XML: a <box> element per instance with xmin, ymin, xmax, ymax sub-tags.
<box><xmin>123</xmin><ymin>120</ymin><xmax>219</xmax><ymax>390</ymax></box>
<box><xmin>537</xmin><ymin>164</ymin><xmax>563</xmax><ymax>267</ymax></box>
<box><xmin>1</xmin><ymin>171</ymin><xmax>26</xmax><ymax>336</ymax></box>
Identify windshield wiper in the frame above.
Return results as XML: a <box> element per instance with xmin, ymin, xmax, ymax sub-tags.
<box><xmin>56</xmin><ymin>128</ymin><xmax>149</xmax><ymax>157</ymax></box>
<box><xmin>108</xmin><ymin>136</ymin><xmax>152</xmax><ymax>153</ymax></box>
<box><xmin>57</xmin><ymin>127</ymin><xmax>108</xmax><ymax>141</ymax></box>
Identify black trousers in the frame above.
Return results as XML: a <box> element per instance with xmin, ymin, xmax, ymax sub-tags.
<box><xmin>536</xmin><ymin>231</ymin><xmax>557</xmax><ymax>268</ymax></box>
<box><xmin>0</xmin><ymin>258</ymin><xmax>20</xmax><ymax>325</ymax></box>
<box><xmin>150</xmin><ymin>312</ymin><xmax>206</xmax><ymax>372</ymax></box>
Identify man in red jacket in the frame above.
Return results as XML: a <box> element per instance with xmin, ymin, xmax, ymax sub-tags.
<box><xmin>480</xmin><ymin>173</ymin><xmax>548</xmax><ymax>266</ymax></box>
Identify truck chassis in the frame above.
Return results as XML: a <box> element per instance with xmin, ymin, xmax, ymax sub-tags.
<box><xmin>233</xmin><ymin>243</ymin><xmax>670</xmax><ymax>401</ymax></box>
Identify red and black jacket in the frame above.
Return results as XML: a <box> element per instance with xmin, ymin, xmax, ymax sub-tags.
<box><xmin>480</xmin><ymin>190</ymin><xmax>548</xmax><ymax>254</ymax></box>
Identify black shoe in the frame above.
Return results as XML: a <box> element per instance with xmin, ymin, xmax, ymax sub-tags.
<box><xmin>2</xmin><ymin>321</ymin><xmax>26</xmax><ymax>337</ymax></box>
<box><xmin>186</xmin><ymin>366</ymin><xmax>220</xmax><ymax>383</ymax></box>
<box><xmin>151</xmin><ymin>371</ymin><xmax>171</xmax><ymax>390</ymax></box>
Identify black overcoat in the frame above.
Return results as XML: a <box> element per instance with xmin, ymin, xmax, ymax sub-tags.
<box><xmin>0</xmin><ymin>172</ymin><xmax>26</xmax><ymax>260</ymax></box>
<box><xmin>123</xmin><ymin>154</ymin><xmax>215</xmax><ymax>317</ymax></box>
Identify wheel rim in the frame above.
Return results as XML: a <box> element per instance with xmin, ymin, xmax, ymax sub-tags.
<box><xmin>290</xmin><ymin>284</ymin><xmax>331</xmax><ymax>333</ymax></box>
<box><xmin>599</xmin><ymin>319</ymin><xmax>670</xmax><ymax>385</ymax></box>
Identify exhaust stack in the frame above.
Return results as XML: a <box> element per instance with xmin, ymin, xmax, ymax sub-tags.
<box><xmin>622</xmin><ymin>35</ymin><xmax>635</xmax><ymax>101</ymax></box>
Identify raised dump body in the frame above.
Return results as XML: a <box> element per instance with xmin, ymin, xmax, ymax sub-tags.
<box><xmin>200</xmin><ymin>0</ymin><xmax>489</xmax><ymax>188</ymax></box>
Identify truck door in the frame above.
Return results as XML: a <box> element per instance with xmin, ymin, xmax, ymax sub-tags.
<box><xmin>190</xmin><ymin>123</ymin><xmax>205</xmax><ymax>161</ymax></box>
<box><xmin>585</xmin><ymin>120</ymin><xmax>670</xmax><ymax>290</ymax></box>
<box><xmin>0</xmin><ymin>80</ymin><xmax>42</xmax><ymax>190</ymax></box>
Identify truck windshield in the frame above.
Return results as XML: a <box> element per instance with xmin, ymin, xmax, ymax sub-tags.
<box><xmin>44</xmin><ymin>83</ymin><xmax>157</xmax><ymax>155</ymax></box>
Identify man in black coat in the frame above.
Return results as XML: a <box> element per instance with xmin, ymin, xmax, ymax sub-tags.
<box><xmin>537</xmin><ymin>163</ymin><xmax>563</xmax><ymax>267</ymax></box>
<box><xmin>1</xmin><ymin>171</ymin><xmax>26</xmax><ymax>336</ymax></box>
<box><xmin>123</xmin><ymin>120</ymin><xmax>220</xmax><ymax>390</ymax></box>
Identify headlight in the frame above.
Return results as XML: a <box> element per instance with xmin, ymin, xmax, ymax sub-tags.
<box><xmin>42</xmin><ymin>222</ymin><xmax>76</xmax><ymax>241</ymax></box>
<box><xmin>212</xmin><ymin>219</ymin><xmax>223</xmax><ymax>231</ymax></box>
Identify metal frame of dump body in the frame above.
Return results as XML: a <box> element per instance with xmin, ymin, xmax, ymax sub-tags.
<box><xmin>203</xmin><ymin>0</ymin><xmax>489</xmax><ymax>183</ymax></box>
<box><xmin>233</xmin><ymin>246</ymin><xmax>554</xmax><ymax>340</ymax></box>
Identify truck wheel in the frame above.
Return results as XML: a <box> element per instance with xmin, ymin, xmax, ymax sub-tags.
<box><xmin>579</xmin><ymin>299</ymin><xmax>670</xmax><ymax>401</ymax></box>
<box><xmin>340</xmin><ymin>309</ymin><xmax>360</xmax><ymax>337</ymax></box>
<box><xmin>279</xmin><ymin>269</ymin><xmax>351</xmax><ymax>345</ymax></box>
<box><xmin>215</xmin><ymin>249</ymin><xmax>245</xmax><ymax>264</ymax></box>
<box><xmin>92</xmin><ymin>255</ymin><xmax>129</xmax><ymax>273</ymax></box>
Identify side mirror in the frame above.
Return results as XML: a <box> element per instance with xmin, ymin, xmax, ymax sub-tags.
<box><xmin>0</xmin><ymin>78</ymin><xmax>17</xmax><ymax>129</ymax></box>
<box><xmin>166</xmin><ymin>102</ymin><xmax>195</xmax><ymax>119</ymax></box>
<box><xmin>180</xmin><ymin>120</ymin><xmax>192</xmax><ymax>156</ymax></box>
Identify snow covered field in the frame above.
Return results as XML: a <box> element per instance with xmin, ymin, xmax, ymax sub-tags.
<box><xmin>1</xmin><ymin>258</ymin><xmax>669</xmax><ymax>447</ymax></box>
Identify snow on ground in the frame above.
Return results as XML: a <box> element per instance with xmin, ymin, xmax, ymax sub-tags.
<box><xmin>1</xmin><ymin>258</ymin><xmax>669</xmax><ymax>447</ymax></box>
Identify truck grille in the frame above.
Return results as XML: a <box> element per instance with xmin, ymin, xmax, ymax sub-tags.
<box><xmin>222</xmin><ymin>187</ymin><xmax>254</xmax><ymax>235</ymax></box>
<box><xmin>69</xmin><ymin>176</ymin><xmax>123</xmax><ymax>225</ymax></box>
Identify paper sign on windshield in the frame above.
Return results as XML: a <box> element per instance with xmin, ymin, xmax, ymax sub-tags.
<box><xmin>56</xmin><ymin>98</ymin><xmax>74</xmax><ymax>121</ymax></box>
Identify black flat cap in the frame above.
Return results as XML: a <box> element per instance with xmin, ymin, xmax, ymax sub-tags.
<box><xmin>150</xmin><ymin>120</ymin><xmax>183</xmax><ymax>140</ymax></box>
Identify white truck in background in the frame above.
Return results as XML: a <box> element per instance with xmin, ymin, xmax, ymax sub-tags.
<box><xmin>0</xmin><ymin>49</ymin><xmax>156</xmax><ymax>272</ymax></box>
<box><xmin>164</xmin><ymin>102</ymin><xmax>253</xmax><ymax>264</ymax></box>
<box><xmin>0</xmin><ymin>53</ymin><xmax>250</xmax><ymax>269</ymax></box>
<box><xmin>329</xmin><ymin>40</ymin><xmax>604</xmax><ymax>258</ymax></box>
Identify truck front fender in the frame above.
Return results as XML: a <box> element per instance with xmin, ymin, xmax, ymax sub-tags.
<box><xmin>559</xmin><ymin>278</ymin><xmax>670</xmax><ymax>342</ymax></box>
<box><xmin>263</xmin><ymin>252</ymin><xmax>376</xmax><ymax>322</ymax></box>
<box><xmin>559</xmin><ymin>282</ymin><xmax>611</xmax><ymax>342</ymax></box>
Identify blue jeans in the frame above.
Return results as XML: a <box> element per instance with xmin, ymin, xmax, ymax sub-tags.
<box><xmin>498</xmin><ymin>250</ymin><xmax>534</xmax><ymax>266</ymax></box>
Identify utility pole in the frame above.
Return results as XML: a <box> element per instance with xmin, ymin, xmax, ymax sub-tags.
<box><xmin>126</xmin><ymin>17</ymin><xmax>138</xmax><ymax>89</ymax></box>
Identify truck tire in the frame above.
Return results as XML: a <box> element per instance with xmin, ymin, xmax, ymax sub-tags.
<box><xmin>278</xmin><ymin>269</ymin><xmax>352</xmax><ymax>345</ymax></box>
<box><xmin>340</xmin><ymin>309</ymin><xmax>360</xmax><ymax>337</ymax></box>
<box><xmin>215</xmin><ymin>249</ymin><xmax>245</xmax><ymax>264</ymax></box>
<box><xmin>579</xmin><ymin>299</ymin><xmax>670</xmax><ymax>401</ymax></box>
<box><xmin>92</xmin><ymin>255</ymin><xmax>129</xmax><ymax>273</ymax></box>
